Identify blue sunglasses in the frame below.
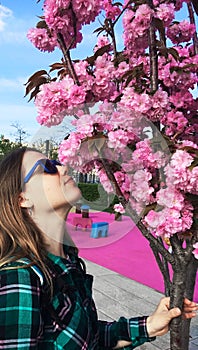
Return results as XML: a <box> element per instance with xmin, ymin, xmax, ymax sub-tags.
<box><xmin>24</xmin><ymin>159</ymin><xmax>62</xmax><ymax>184</ymax></box>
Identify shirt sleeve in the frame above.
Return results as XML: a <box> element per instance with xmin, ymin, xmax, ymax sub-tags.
<box><xmin>98</xmin><ymin>316</ymin><xmax>156</xmax><ymax>349</ymax></box>
<box><xmin>0</xmin><ymin>265</ymin><xmax>43</xmax><ymax>349</ymax></box>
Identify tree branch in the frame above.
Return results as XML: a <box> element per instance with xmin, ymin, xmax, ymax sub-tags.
<box><xmin>147</xmin><ymin>0</ymin><xmax>158</xmax><ymax>93</ymax></box>
<box><xmin>113</xmin><ymin>0</ymin><xmax>132</xmax><ymax>27</ymax></box>
<box><xmin>187</xmin><ymin>2</ymin><xmax>198</xmax><ymax>55</ymax></box>
<box><xmin>109</xmin><ymin>19</ymin><xmax>118</xmax><ymax>61</ymax></box>
<box><xmin>150</xmin><ymin>238</ymin><xmax>171</xmax><ymax>296</ymax></box>
<box><xmin>57</xmin><ymin>32</ymin><xmax>80</xmax><ymax>85</ymax></box>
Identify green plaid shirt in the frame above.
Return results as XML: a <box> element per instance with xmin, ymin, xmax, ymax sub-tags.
<box><xmin>0</xmin><ymin>252</ymin><xmax>155</xmax><ymax>349</ymax></box>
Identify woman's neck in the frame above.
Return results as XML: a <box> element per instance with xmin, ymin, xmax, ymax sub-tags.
<box><xmin>32</xmin><ymin>211</ymin><xmax>74</xmax><ymax>258</ymax></box>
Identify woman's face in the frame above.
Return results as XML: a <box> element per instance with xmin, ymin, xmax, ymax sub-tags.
<box><xmin>21</xmin><ymin>151</ymin><xmax>81</xmax><ymax>218</ymax></box>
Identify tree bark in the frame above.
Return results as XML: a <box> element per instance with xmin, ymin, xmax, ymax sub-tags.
<box><xmin>170</xmin><ymin>264</ymin><xmax>188</xmax><ymax>349</ymax></box>
<box><xmin>181</xmin><ymin>256</ymin><xmax>198</xmax><ymax>349</ymax></box>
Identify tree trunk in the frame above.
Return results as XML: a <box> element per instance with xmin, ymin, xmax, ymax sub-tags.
<box><xmin>170</xmin><ymin>266</ymin><xmax>188</xmax><ymax>349</ymax></box>
<box><xmin>114</xmin><ymin>212</ymin><xmax>122</xmax><ymax>221</ymax></box>
<box><xmin>181</xmin><ymin>256</ymin><xmax>198</xmax><ymax>349</ymax></box>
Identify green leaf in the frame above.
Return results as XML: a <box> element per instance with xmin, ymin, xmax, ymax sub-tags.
<box><xmin>27</xmin><ymin>87</ymin><xmax>40</xmax><ymax>102</ymax></box>
<box><xmin>24</xmin><ymin>76</ymin><xmax>48</xmax><ymax>100</ymax></box>
<box><xmin>94</xmin><ymin>44</ymin><xmax>112</xmax><ymax>58</ymax></box>
<box><xmin>86</xmin><ymin>44</ymin><xmax>111</xmax><ymax>66</ymax></box>
<box><xmin>36</xmin><ymin>20</ymin><xmax>47</xmax><ymax>29</ymax></box>
<box><xmin>24</xmin><ymin>70</ymin><xmax>48</xmax><ymax>85</ymax></box>
<box><xmin>49</xmin><ymin>63</ymin><xmax>65</xmax><ymax>72</ymax></box>
<box><xmin>167</xmin><ymin>48</ymin><xmax>180</xmax><ymax>61</ymax></box>
<box><xmin>154</xmin><ymin>18</ymin><xmax>165</xmax><ymax>35</ymax></box>
<box><xmin>188</xmin><ymin>158</ymin><xmax>198</xmax><ymax>171</ymax></box>
<box><xmin>93</xmin><ymin>27</ymin><xmax>105</xmax><ymax>34</ymax></box>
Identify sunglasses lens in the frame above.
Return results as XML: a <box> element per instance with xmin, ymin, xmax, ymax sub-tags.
<box><xmin>44</xmin><ymin>159</ymin><xmax>58</xmax><ymax>173</ymax></box>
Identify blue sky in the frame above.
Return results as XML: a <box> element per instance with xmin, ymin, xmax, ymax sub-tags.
<box><xmin>0</xmin><ymin>0</ymin><xmax>104</xmax><ymax>143</ymax></box>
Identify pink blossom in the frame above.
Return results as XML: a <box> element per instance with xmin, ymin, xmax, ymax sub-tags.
<box><xmin>58</xmin><ymin>133</ymin><xmax>83</xmax><ymax>169</ymax></box>
<box><xmin>43</xmin><ymin>0</ymin><xmax>102</xmax><ymax>48</ymax></box>
<box><xmin>133</xmin><ymin>140</ymin><xmax>166</xmax><ymax>168</ymax></box>
<box><xmin>148</xmin><ymin>89</ymin><xmax>170</xmax><ymax>121</ymax></box>
<box><xmin>169</xmin><ymin>91</ymin><xmax>194</xmax><ymax>109</ymax></box>
<box><xmin>130</xmin><ymin>169</ymin><xmax>154</xmax><ymax>204</ymax></box>
<box><xmin>187</xmin><ymin>167</ymin><xmax>198</xmax><ymax>194</ymax></box>
<box><xmin>97</xmin><ymin>168</ymin><xmax>113</xmax><ymax>193</ymax></box>
<box><xmin>144</xmin><ymin>210</ymin><xmax>166</xmax><ymax>228</ymax></box>
<box><xmin>35</xmin><ymin>76</ymin><xmax>79</xmax><ymax>126</ymax></box>
<box><xmin>155</xmin><ymin>3</ymin><xmax>175</xmax><ymax>26</ymax></box>
<box><xmin>123</xmin><ymin>8</ymin><xmax>149</xmax><ymax>54</ymax></box>
<box><xmin>167</xmin><ymin>20</ymin><xmax>196</xmax><ymax>44</ymax></box>
<box><xmin>108</xmin><ymin>130</ymin><xmax>130</xmax><ymax>150</ymax></box>
<box><xmin>75</xmin><ymin>114</ymin><xmax>94</xmax><ymax>137</ymax></box>
<box><xmin>94</xmin><ymin>36</ymin><xmax>111</xmax><ymax>53</ymax></box>
<box><xmin>164</xmin><ymin>151</ymin><xmax>198</xmax><ymax>194</ymax></box>
<box><xmin>102</xmin><ymin>0</ymin><xmax>121</xmax><ymax>20</ymax></box>
<box><xmin>157</xmin><ymin>186</ymin><xmax>184</xmax><ymax>210</ymax></box>
<box><xmin>192</xmin><ymin>243</ymin><xmax>198</xmax><ymax>259</ymax></box>
<box><xmin>179</xmin><ymin>140</ymin><xmax>198</xmax><ymax>150</ymax></box>
<box><xmin>27</xmin><ymin>0</ymin><xmax>198</xmax><ymax>249</ymax></box>
<box><xmin>121</xmin><ymin>87</ymin><xmax>151</xmax><ymax>114</ymax></box>
<box><xmin>72</xmin><ymin>0</ymin><xmax>103</xmax><ymax>25</ymax></box>
<box><xmin>145</xmin><ymin>203</ymin><xmax>193</xmax><ymax>238</ymax></box>
<box><xmin>161</xmin><ymin>111</ymin><xmax>188</xmax><ymax>137</ymax></box>
<box><xmin>74</xmin><ymin>61</ymin><xmax>94</xmax><ymax>90</ymax></box>
<box><xmin>114</xmin><ymin>203</ymin><xmax>125</xmax><ymax>214</ymax></box>
<box><xmin>134</xmin><ymin>4</ymin><xmax>154</xmax><ymax>35</ymax></box>
<box><xmin>27</xmin><ymin>28</ymin><xmax>57</xmax><ymax>52</ymax></box>
<box><xmin>170</xmin><ymin>150</ymin><xmax>194</xmax><ymax>169</ymax></box>
<box><xmin>68</xmin><ymin>85</ymin><xmax>86</xmax><ymax>108</ymax></box>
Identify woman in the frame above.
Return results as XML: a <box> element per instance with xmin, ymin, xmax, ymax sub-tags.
<box><xmin>0</xmin><ymin>147</ymin><xmax>197</xmax><ymax>349</ymax></box>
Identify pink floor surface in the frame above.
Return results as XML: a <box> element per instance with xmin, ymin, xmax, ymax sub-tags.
<box><xmin>67</xmin><ymin>212</ymin><xmax>198</xmax><ymax>302</ymax></box>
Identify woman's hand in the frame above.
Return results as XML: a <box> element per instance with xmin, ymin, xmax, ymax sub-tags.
<box><xmin>147</xmin><ymin>297</ymin><xmax>198</xmax><ymax>337</ymax></box>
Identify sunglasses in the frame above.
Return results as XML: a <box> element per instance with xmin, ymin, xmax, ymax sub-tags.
<box><xmin>24</xmin><ymin>159</ymin><xmax>62</xmax><ymax>184</ymax></box>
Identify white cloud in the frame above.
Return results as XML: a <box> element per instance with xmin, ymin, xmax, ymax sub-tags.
<box><xmin>0</xmin><ymin>29</ymin><xmax>28</xmax><ymax>44</ymax></box>
<box><xmin>0</xmin><ymin>5</ymin><xmax>35</xmax><ymax>45</ymax></box>
<box><xmin>0</xmin><ymin>5</ymin><xmax>12</xmax><ymax>32</ymax></box>
<box><xmin>0</xmin><ymin>77</ymin><xmax>24</xmax><ymax>90</ymax></box>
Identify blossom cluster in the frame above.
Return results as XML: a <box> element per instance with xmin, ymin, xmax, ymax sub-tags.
<box><xmin>144</xmin><ymin>194</ymin><xmax>194</xmax><ymax>238</ymax></box>
<box><xmin>27</xmin><ymin>0</ymin><xmax>103</xmax><ymax>51</ymax></box>
<box><xmin>35</xmin><ymin>76</ymin><xmax>86</xmax><ymax>126</ymax></box>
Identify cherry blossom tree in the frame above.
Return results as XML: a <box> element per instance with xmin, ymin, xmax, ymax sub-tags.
<box><xmin>25</xmin><ymin>1</ymin><xmax>198</xmax><ymax>349</ymax></box>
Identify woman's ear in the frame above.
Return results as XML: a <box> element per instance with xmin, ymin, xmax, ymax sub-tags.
<box><xmin>19</xmin><ymin>193</ymin><xmax>33</xmax><ymax>208</ymax></box>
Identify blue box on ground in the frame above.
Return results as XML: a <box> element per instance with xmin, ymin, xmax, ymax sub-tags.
<box><xmin>91</xmin><ymin>222</ymin><xmax>109</xmax><ymax>238</ymax></box>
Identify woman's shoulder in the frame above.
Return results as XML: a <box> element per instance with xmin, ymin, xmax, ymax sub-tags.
<box><xmin>0</xmin><ymin>259</ymin><xmax>44</xmax><ymax>287</ymax></box>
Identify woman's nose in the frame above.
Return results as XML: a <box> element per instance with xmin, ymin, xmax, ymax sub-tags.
<box><xmin>58</xmin><ymin>164</ymin><xmax>68</xmax><ymax>176</ymax></box>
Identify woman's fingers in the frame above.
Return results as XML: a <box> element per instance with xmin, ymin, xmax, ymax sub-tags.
<box><xmin>182</xmin><ymin>298</ymin><xmax>198</xmax><ymax>318</ymax></box>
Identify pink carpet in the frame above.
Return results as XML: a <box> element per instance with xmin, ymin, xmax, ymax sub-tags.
<box><xmin>67</xmin><ymin>212</ymin><xmax>198</xmax><ymax>302</ymax></box>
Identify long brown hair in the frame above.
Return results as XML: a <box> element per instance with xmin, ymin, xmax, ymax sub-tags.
<box><xmin>0</xmin><ymin>147</ymin><xmax>51</xmax><ymax>286</ymax></box>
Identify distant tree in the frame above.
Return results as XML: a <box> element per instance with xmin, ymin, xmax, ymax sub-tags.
<box><xmin>10</xmin><ymin>122</ymin><xmax>29</xmax><ymax>146</ymax></box>
<box><xmin>0</xmin><ymin>135</ymin><xmax>20</xmax><ymax>160</ymax></box>
<box><xmin>32</xmin><ymin>138</ymin><xmax>59</xmax><ymax>159</ymax></box>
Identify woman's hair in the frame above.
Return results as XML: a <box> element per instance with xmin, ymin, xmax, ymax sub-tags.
<box><xmin>0</xmin><ymin>147</ymin><xmax>51</xmax><ymax>286</ymax></box>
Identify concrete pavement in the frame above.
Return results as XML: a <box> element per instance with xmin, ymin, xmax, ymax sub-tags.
<box><xmin>84</xmin><ymin>259</ymin><xmax>198</xmax><ymax>350</ymax></box>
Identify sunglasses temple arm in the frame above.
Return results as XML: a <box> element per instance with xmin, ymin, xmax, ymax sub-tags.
<box><xmin>23</xmin><ymin>162</ymin><xmax>40</xmax><ymax>183</ymax></box>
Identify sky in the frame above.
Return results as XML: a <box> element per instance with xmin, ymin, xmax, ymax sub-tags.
<box><xmin>0</xmin><ymin>0</ymin><xmax>106</xmax><ymax>144</ymax></box>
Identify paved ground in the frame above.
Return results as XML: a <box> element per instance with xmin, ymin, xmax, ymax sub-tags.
<box><xmin>84</xmin><ymin>259</ymin><xmax>198</xmax><ymax>350</ymax></box>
